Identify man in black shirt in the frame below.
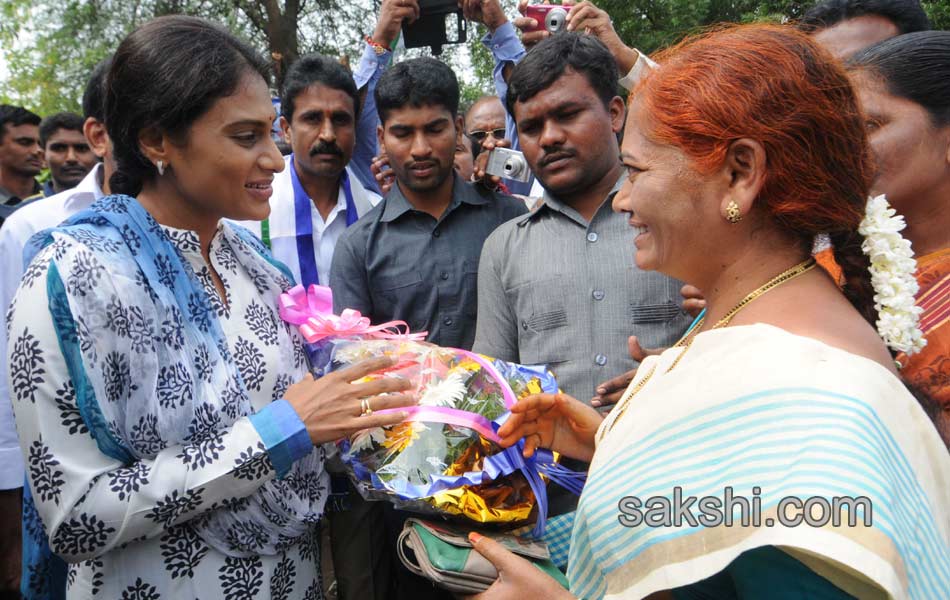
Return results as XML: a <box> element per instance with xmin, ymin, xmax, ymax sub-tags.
<box><xmin>0</xmin><ymin>105</ymin><xmax>43</xmax><ymax>227</ymax></box>
<box><xmin>328</xmin><ymin>57</ymin><xmax>526</xmax><ymax>600</ymax></box>
<box><xmin>331</xmin><ymin>57</ymin><xmax>526</xmax><ymax>349</ymax></box>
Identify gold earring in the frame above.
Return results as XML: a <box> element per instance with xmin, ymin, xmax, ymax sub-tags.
<box><xmin>725</xmin><ymin>200</ymin><xmax>742</xmax><ymax>224</ymax></box>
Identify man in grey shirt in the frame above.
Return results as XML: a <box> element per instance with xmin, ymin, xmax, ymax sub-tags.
<box><xmin>473</xmin><ymin>33</ymin><xmax>693</xmax><ymax>405</ymax></box>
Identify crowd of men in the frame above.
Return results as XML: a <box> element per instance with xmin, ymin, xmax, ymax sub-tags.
<box><xmin>0</xmin><ymin>0</ymin><xmax>936</xmax><ymax>596</ymax></box>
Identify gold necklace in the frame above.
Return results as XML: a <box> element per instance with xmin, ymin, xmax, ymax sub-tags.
<box><xmin>599</xmin><ymin>258</ymin><xmax>816</xmax><ymax>440</ymax></box>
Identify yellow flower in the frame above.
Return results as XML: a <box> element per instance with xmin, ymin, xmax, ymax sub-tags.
<box><xmin>525</xmin><ymin>378</ymin><xmax>542</xmax><ymax>395</ymax></box>
<box><xmin>382</xmin><ymin>421</ymin><xmax>427</xmax><ymax>453</ymax></box>
<box><xmin>457</xmin><ymin>358</ymin><xmax>482</xmax><ymax>372</ymax></box>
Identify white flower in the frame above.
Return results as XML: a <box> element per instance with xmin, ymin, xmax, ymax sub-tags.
<box><xmin>333</xmin><ymin>340</ymin><xmax>389</xmax><ymax>364</ymax></box>
<box><xmin>349</xmin><ymin>427</ymin><xmax>386</xmax><ymax>453</ymax></box>
<box><xmin>858</xmin><ymin>195</ymin><xmax>926</xmax><ymax>355</ymax></box>
<box><xmin>418</xmin><ymin>371</ymin><xmax>467</xmax><ymax>408</ymax></box>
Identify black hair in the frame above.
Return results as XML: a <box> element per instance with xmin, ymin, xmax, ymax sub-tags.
<box><xmin>505</xmin><ymin>33</ymin><xmax>619</xmax><ymax>117</ymax></box>
<box><xmin>105</xmin><ymin>15</ymin><xmax>271</xmax><ymax>196</ymax></box>
<box><xmin>39</xmin><ymin>112</ymin><xmax>86</xmax><ymax>148</ymax></box>
<box><xmin>375</xmin><ymin>57</ymin><xmax>459</xmax><ymax>124</ymax></box>
<box><xmin>82</xmin><ymin>56</ymin><xmax>112</xmax><ymax>123</ymax></box>
<box><xmin>848</xmin><ymin>31</ymin><xmax>950</xmax><ymax>127</ymax></box>
<box><xmin>800</xmin><ymin>0</ymin><xmax>930</xmax><ymax>34</ymax></box>
<box><xmin>280</xmin><ymin>54</ymin><xmax>360</xmax><ymax>122</ymax></box>
<box><xmin>0</xmin><ymin>104</ymin><xmax>41</xmax><ymax>143</ymax></box>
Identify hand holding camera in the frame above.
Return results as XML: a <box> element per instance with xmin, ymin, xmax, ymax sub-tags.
<box><xmin>373</xmin><ymin>0</ymin><xmax>421</xmax><ymax>48</ymax></box>
<box><xmin>564</xmin><ymin>1</ymin><xmax>640</xmax><ymax>73</ymax></box>
<box><xmin>513</xmin><ymin>0</ymin><xmax>570</xmax><ymax>47</ymax></box>
<box><xmin>458</xmin><ymin>0</ymin><xmax>508</xmax><ymax>32</ymax></box>
<box><xmin>473</xmin><ymin>137</ymin><xmax>533</xmax><ymax>190</ymax></box>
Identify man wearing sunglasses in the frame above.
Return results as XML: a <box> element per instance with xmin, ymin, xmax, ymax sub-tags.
<box><xmin>464</xmin><ymin>95</ymin><xmax>507</xmax><ymax>159</ymax></box>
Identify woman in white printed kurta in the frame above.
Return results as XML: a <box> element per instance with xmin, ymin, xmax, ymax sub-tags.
<box><xmin>10</xmin><ymin>223</ymin><xmax>325</xmax><ymax>599</ymax></box>
<box><xmin>7</xmin><ymin>15</ymin><xmax>412</xmax><ymax>600</ymax></box>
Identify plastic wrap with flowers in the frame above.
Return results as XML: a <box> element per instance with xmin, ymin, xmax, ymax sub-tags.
<box><xmin>279</xmin><ymin>284</ymin><xmax>583</xmax><ymax>536</ymax></box>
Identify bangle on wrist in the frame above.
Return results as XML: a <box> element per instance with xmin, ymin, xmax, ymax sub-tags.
<box><xmin>365</xmin><ymin>35</ymin><xmax>389</xmax><ymax>55</ymax></box>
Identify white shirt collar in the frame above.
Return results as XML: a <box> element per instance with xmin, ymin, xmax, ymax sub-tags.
<box><xmin>62</xmin><ymin>163</ymin><xmax>106</xmax><ymax>212</ymax></box>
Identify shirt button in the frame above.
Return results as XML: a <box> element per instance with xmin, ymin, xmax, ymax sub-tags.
<box><xmin>433</xmin><ymin>229</ymin><xmax>441</xmax><ymax>238</ymax></box>
<box><xmin>440</xmin><ymin>271</ymin><xmax>449</xmax><ymax>280</ymax></box>
<box><xmin>521</xmin><ymin>320</ymin><xmax>528</xmax><ymax>330</ymax></box>
<box><xmin>594</xmin><ymin>354</ymin><xmax>607</xmax><ymax>366</ymax></box>
<box><xmin>587</xmin><ymin>232</ymin><xmax>599</xmax><ymax>243</ymax></box>
<box><xmin>443</xmin><ymin>317</ymin><xmax>454</xmax><ymax>326</ymax></box>
<box><xmin>592</xmin><ymin>289</ymin><xmax>605</xmax><ymax>301</ymax></box>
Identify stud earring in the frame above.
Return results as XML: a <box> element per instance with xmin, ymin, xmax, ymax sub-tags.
<box><xmin>725</xmin><ymin>200</ymin><xmax>742</xmax><ymax>224</ymax></box>
<box><xmin>156</xmin><ymin>160</ymin><xmax>165</xmax><ymax>176</ymax></box>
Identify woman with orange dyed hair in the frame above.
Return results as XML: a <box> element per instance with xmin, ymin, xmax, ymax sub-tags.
<box><xmin>463</xmin><ymin>24</ymin><xmax>950</xmax><ymax>600</ymax></box>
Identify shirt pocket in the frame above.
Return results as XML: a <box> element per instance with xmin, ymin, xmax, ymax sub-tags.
<box><xmin>630</xmin><ymin>302</ymin><xmax>683</xmax><ymax>324</ymax></box>
<box><xmin>510</xmin><ymin>275</ymin><xmax>570</xmax><ymax>366</ymax></box>
<box><xmin>627</xmin><ymin>275</ymin><xmax>690</xmax><ymax>348</ymax></box>
<box><xmin>370</xmin><ymin>271</ymin><xmax>425</xmax><ymax>328</ymax></box>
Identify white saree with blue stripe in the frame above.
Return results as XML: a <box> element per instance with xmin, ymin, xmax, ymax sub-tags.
<box><xmin>569</xmin><ymin>324</ymin><xmax>950</xmax><ymax>599</ymax></box>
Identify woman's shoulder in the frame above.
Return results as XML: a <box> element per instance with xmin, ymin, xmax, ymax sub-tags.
<box><xmin>19</xmin><ymin>227</ymin><xmax>138</xmax><ymax>302</ymax></box>
<box><xmin>725</xmin><ymin>282</ymin><xmax>898</xmax><ymax>374</ymax></box>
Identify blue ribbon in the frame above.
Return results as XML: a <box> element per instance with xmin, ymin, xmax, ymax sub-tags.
<box><xmin>291</xmin><ymin>154</ymin><xmax>358</xmax><ymax>286</ymax></box>
<box><xmin>340</xmin><ymin>421</ymin><xmax>587</xmax><ymax>538</ymax></box>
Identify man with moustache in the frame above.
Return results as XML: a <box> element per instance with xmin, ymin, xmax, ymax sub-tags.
<box><xmin>329</xmin><ymin>57</ymin><xmax>525</xmax><ymax>599</ymax></box>
<box><xmin>236</xmin><ymin>0</ymin><xmax>425</xmax><ymax>284</ymax></box>
<box><xmin>472</xmin><ymin>35</ymin><xmax>692</xmax><ymax>541</ymax></box>
<box><xmin>237</xmin><ymin>54</ymin><xmax>381</xmax><ymax>286</ymax></box>
<box><xmin>475</xmin><ymin>33</ymin><xmax>690</xmax><ymax>404</ymax></box>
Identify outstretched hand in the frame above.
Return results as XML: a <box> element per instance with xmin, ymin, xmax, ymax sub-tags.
<box><xmin>591</xmin><ymin>335</ymin><xmax>663</xmax><ymax>407</ymax></box>
<box><xmin>466</xmin><ymin>533</ymin><xmax>575</xmax><ymax>600</ymax></box>
<box><xmin>497</xmin><ymin>392</ymin><xmax>602</xmax><ymax>462</ymax></box>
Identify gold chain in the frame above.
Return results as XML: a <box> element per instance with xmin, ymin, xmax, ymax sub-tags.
<box><xmin>599</xmin><ymin>258</ymin><xmax>817</xmax><ymax>440</ymax></box>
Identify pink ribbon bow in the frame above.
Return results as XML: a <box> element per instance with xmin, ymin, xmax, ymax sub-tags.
<box><xmin>279</xmin><ymin>284</ymin><xmax>427</xmax><ymax>344</ymax></box>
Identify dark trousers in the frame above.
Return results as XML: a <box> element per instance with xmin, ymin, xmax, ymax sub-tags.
<box><xmin>327</xmin><ymin>483</ymin><xmax>453</xmax><ymax>600</ymax></box>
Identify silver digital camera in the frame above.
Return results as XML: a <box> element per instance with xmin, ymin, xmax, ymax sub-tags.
<box><xmin>485</xmin><ymin>147</ymin><xmax>532</xmax><ymax>183</ymax></box>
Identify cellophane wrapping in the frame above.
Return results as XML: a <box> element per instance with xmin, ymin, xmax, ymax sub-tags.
<box><xmin>305</xmin><ymin>338</ymin><xmax>558</xmax><ymax>527</ymax></box>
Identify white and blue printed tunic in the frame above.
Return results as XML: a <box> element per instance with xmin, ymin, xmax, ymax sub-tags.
<box><xmin>8</xmin><ymin>217</ymin><xmax>326</xmax><ymax>600</ymax></box>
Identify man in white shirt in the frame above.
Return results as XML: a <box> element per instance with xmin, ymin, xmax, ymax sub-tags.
<box><xmin>0</xmin><ymin>56</ymin><xmax>112</xmax><ymax>595</ymax></box>
<box><xmin>236</xmin><ymin>53</ymin><xmax>382</xmax><ymax>286</ymax></box>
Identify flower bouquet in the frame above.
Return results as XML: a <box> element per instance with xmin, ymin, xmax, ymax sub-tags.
<box><xmin>279</xmin><ymin>285</ymin><xmax>580</xmax><ymax>535</ymax></box>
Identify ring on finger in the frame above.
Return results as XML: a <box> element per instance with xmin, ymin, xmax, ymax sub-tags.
<box><xmin>360</xmin><ymin>398</ymin><xmax>373</xmax><ymax>416</ymax></box>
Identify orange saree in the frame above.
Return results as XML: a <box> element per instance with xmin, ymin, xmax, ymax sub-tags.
<box><xmin>899</xmin><ymin>248</ymin><xmax>950</xmax><ymax>421</ymax></box>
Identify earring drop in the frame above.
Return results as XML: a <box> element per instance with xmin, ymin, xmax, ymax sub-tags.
<box><xmin>156</xmin><ymin>160</ymin><xmax>165</xmax><ymax>176</ymax></box>
<box><xmin>725</xmin><ymin>200</ymin><xmax>742</xmax><ymax>224</ymax></box>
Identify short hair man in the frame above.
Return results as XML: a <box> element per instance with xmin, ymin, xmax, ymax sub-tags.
<box><xmin>329</xmin><ymin>57</ymin><xmax>526</xmax><ymax>599</ymax></box>
<box><xmin>236</xmin><ymin>53</ymin><xmax>381</xmax><ymax>286</ymax></box>
<box><xmin>37</xmin><ymin>111</ymin><xmax>97</xmax><ymax>196</ymax></box>
<box><xmin>0</xmin><ymin>105</ymin><xmax>43</xmax><ymax>226</ymax></box>
<box><xmin>476</xmin><ymin>33</ymin><xmax>691</xmax><ymax>401</ymax></box>
<box><xmin>464</xmin><ymin>95</ymin><xmax>506</xmax><ymax>159</ymax></box>
<box><xmin>801</xmin><ymin>0</ymin><xmax>930</xmax><ymax>58</ymax></box>
<box><xmin>473</xmin><ymin>34</ymin><xmax>692</xmax><ymax>528</ymax></box>
<box><xmin>0</xmin><ymin>56</ymin><xmax>114</xmax><ymax>598</ymax></box>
